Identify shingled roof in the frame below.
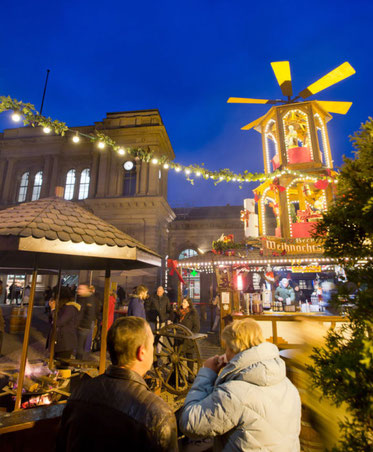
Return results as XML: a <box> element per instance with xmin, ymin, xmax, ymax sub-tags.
<box><xmin>0</xmin><ymin>198</ymin><xmax>160</xmax><ymax>270</ymax></box>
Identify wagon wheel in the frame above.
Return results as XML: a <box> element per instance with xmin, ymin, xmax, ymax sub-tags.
<box><xmin>153</xmin><ymin>323</ymin><xmax>203</xmax><ymax>395</ymax></box>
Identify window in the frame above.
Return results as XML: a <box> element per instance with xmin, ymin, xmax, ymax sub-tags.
<box><xmin>123</xmin><ymin>167</ymin><xmax>137</xmax><ymax>196</ymax></box>
<box><xmin>178</xmin><ymin>249</ymin><xmax>200</xmax><ymax>302</ymax></box>
<box><xmin>31</xmin><ymin>171</ymin><xmax>43</xmax><ymax>201</ymax></box>
<box><xmin>18</xmin><ymin>172</ymin><xmax>29</xmax><ymax>202</ymax></box>
<box><xmin>64</xmin><ymin>169</ymin><xmax>76</xmax><ymax>200</ymax></box>
<box><xmin>78</xmin><ymin>168</ymin><xmax>90</xmax><ymax>200</ymax></box>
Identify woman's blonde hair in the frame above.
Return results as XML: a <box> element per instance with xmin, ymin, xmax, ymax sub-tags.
<box><xmin>222</xmin><ymin>318</ymin><xmax>264</xmax><ymax>353</ymax></box>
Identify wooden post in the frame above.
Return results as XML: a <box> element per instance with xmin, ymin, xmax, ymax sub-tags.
<box><xmin>48</xmin><ymin>269</ymin><xmax>62</xmax><ymax>369</ymax></box>
<box><xmin>14</xmin><ymin>268</ymin><xmax>38</xmax><ymax>411</ymax></box>
<box><xmin>99</xmin><ymin>267</ymin><xmax>111</xmax><ymax>374</ymax></box>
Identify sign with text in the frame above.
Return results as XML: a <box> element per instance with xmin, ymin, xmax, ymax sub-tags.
<box><xmin>292</xmin><ymin>265</ymin><xmax>322</xmax><ymax>273</ymax></box>
<box><xmin>262</xmin><ymin>237</ymin><xmax>324</xmax><ymax>256</ymax></box>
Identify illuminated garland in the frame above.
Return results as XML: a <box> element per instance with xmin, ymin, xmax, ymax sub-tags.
<box><xmin>0</xmin><ymin>95</ymin><xmax>338</xmax><ymax>187</ymax></box>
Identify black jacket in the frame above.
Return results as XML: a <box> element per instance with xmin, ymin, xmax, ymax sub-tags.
<box><xmin>57</xmin><ymin>365</ymin><xmax>178</xmax><ymax>452</ymax></box>
<box><xmin>77</xmin><ymin>294</ymin><xmax>99</xmax><ymax>329</ymax></box>
<box><xmin>149</xmin><ymin>294</ymin><xmax>171</xmax><ymax>323</ymax></box>
<box><xmin>178</xmin><ymin>308</ymin><xmax>200</xmax><ymax>333</ymax></box>
<box><xmin>55</xmin><ymin>302</ymin><xmax>81</xmax><ymax>353</ymax></box>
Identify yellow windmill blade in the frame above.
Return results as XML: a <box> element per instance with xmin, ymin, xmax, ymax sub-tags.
<box><xmin>316</xmin><ymin>101</ymin><xmax>353</xmax><ymax>115</ymax></box>
<box><xmin>299</xmin><ymin>62</ymin><xmax>355</xmax><ymax>99</ymax></box>
<box><xmin>227</xmin><ymin>97</ymin><xmax>277</xmax><ymax>105</ymax></box>
<box><xmin>271</xmin><ymin>61</ymin><xmax>293</xmax><ymax>97</ymax></box>
<box><xmin>241</xmin><ymin>115</ymin><xmax>267</xmax><ymax>131</ymax></box>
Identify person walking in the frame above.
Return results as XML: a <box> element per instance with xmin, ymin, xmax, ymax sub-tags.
<box><xmin>76</xmin><ymin>283</ymin><xmax>100</xmax><ymax>360</ymax></box>
<box><xmin>57</xmin><ymin>317</ymin><xmax>178</xmax><ymax>451</ymax></box>
<box><xmin>127</xmin><ymin>285</ymin><xmax>148</xmax><ymax>319</ymax></box>
<box><xmin>179</xmin><ymin>318</ymin><xmax>301</xmax><ymax>451</ymax></box>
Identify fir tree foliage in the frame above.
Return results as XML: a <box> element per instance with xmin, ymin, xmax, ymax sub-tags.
<box><xmin>309</xmin><ymin>118</ymin><xmax>373</xmax><ymax>451</ymax></box>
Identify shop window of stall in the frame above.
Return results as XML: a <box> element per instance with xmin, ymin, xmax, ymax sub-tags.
<box><xmin>178</xmin><ymin>248</ymin><xmax>200</xmax><ymax>302</ymax></box>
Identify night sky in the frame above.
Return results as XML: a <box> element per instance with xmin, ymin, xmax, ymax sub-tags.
<box><xmin>1</xmin><ymin>0</ymin><xmax>371</xmax><ymax>207</ymax></box>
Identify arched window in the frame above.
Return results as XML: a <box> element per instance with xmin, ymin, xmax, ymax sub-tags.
<box><xmin>123</xmin><ymin>164</ymin><xmax>137</xmax><ymax>196</ymax></box>
<box><xmin>18</xmin><ymin>172</ymin><xmax>29</xmax><ymax>202</ymax></box>
<box><xmin>31</xmin><ymin>171</ymin><xmax>43</xmax><ymax>201</ymax></box>
<box><xmin>64</xmin><ymin>169</ymin><xmax>76</xmax><ymax>200</ymax></box>
<box><xmin>78</xmin><ymin>168</ymin><xmax>90</xmax><ymax>200</ymax></box>
<box><xmin>178</xmin><ymin>249</ymin><xmax>200</xmax><ymax>302</ymax></box>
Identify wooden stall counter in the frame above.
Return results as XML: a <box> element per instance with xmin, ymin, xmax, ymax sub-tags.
<box><xmin>232</xmin><ymin>312</ymin><xmax>345</xmax><ymax>349</ymax></box>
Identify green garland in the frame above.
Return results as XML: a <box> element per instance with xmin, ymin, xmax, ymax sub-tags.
<box><xmin>0</xmin><ymin>95</ymin><xmax>338</xmax><ymax>187</ymax></box>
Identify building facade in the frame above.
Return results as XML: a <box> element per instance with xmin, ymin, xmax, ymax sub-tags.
<box><xmin>0</xmin><ymin>109</ymin><xmax>243</xmax><ymax>298</ymax></box>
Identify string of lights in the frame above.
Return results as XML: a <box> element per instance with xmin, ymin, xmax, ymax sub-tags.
<box><xmin>0</xmin><ymin>95</ymin><xmax>338</xmax><ymax>187</ymax></box>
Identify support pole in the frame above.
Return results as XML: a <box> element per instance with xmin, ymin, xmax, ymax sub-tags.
<box><xmin>14</xmin><ymin>268</ymin><xmax>38</xmax><ymax>411</ymax></box>
<box><xmin>99</xmin><ymin>267</ymin><xmax>111</xmax><ymax>374</ymax></box>
<box><xmin>48</xmin><ymin>269</ymin><xmax>62</xmax><ymax>369</ymax></box>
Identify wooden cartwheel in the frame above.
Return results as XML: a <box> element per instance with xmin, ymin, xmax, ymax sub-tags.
<box><xmin>153</xmin><ymin>324</ymin><xmax>206</xmax><ymax>395</ymax></box>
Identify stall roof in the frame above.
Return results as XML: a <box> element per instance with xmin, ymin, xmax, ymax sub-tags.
<box><xmin>0</xmin><ymin>197</ymin><xmax>161</xmax><ymax>271</ymax></box>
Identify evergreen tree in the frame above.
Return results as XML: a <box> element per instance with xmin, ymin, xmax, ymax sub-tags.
<box><xmin>309</xmin><ymin>118</ymin><xmax>373</xmax><ymax>450</ymax></box>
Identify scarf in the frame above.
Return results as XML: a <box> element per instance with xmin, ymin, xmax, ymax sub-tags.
<box><xmin>179</xmin><ymin>307</ymin><xmax>190</xmax><ymax>322</ymax></box>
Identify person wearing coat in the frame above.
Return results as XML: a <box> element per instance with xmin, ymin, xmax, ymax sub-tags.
<box><xmin>180</xmin><ymin>318</ymin><xmax>301</xmax><ymax>451</ymax></box>
<box><xmin>176</xmin><ymin>298</ymin><xmax>200</xmax><ymax>381</ymax></box>
<box><xmin>149</xmin><ymin>286</ymin><xmax>171</xmax><ymax>328</ymax></box>
<box><xmin>50</xmin><ymin>286</ymin><xmax>81</xmax><ymax>360</ymax></box>
<box><xmin>127</xmin><ymin>285</ymin><xmax>148</xmax><ymax>319</ymax></box>
<box><xmin>176</xmin><ymin>298</ymin><xmax>200</xmax><ymax>333</ymax></box>
<box><xmin>275</xmin><ymin>277</ymin><xmax>295</xmax><ymax>309</ymax></box>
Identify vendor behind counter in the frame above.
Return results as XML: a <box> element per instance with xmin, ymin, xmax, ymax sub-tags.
<box><xmin>274</xmin><ymin>278</ymin><xmax>295</xmax><ymax>311</ymax></box>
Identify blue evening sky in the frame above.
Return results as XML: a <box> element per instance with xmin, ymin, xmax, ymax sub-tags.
<box><xmin>0</xmin><ymin>0</ymin><xmax>371</xmax><ymax>207</ymax></box>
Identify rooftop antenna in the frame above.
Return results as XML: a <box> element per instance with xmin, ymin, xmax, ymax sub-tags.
<box><xmin>39</xmin><ymin>69</ymin><xmax>50</xmax><ymax>115</ymax></box>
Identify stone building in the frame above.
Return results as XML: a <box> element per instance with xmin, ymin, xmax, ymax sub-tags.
<box><xmin>0</xmin><ymin>109</ymin><xmax>243</xmax><ymax>299</ymax></box>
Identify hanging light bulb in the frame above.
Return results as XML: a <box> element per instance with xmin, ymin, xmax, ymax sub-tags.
<box><xmin>163</xmin><ymin>163</ymin><xmax>169</xmax><ymax>169</ymax></box>
<box><xmin>118</xmin><ymin>148</ymin><xmax>125</xmax><ymax>155</ymax></box>
<box><xmin>97</xmin><ymin>141</ymin><xmax>105</xmax><ymax>149</ymax></box>
<box><xmin>43</xmin><ymin>126</ymin><xmax>51</xmax><ymax>134</ymax></box>
<box><xmin>196</xmin><ymin>171</ymin><xmax>201</xmax><ymax>177</ymax></box>
<box><xmin>11</xmin><ymin>112</ymin><xmax>21</xmax><ymax>122</ymax></box>
<box><xmin>175</xmin><ymin>166</ymin><xmax>181</xmax><ymax>172</ymax></box>
<box><xmin>151</xmin><ymin>158</ymin><xmax>158</xmax><ymax>164</ymax></box>
<box><xmin>72</xmin><ymin>132</ymin><xmax>80</xmax><ymax>143</ymax></box>
<box><xmin>185</xmin><ymin>169</ymin><xmax>191</xmax><ymax>175</ymax></box>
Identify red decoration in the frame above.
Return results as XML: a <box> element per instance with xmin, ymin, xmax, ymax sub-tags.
<box><xmin>270</xmin><ymin>178</ymin><xmax>285</xmax><ymax>193</ymax></box>
<box><xmin>297</xmin><ymin>205</ymin><xmax>322</xmax><ymax>222</ymax></box>
<box><xmin>240</xmin><ymin>209</ymin><xmax>251</xmax><ymax>227</ymax></box>
<box><xmin>223</xmin><ymin>234</ymin><xmax>234</xmax><ymax>243</ymax></box>
<box><xmin>167</xmin><ymin>259</ymin><xmax>185</xmax><ymax>284</ymax></box>
<box><xmin>325</xmin><ymin>169</ymin><xmax>332</xmax><ymax>176</ymax></box>
<box><xmin>271</xmin><ymin>154</ymin><xmax>280</xmax><ymax>171</ymax></box>
<box><xmin>287</xmin><ymin>147</ymin><xmax>312</xmax><ymax>164</ymax></box>
<box><xmin>292</xmin><ymin>222</ymin><xmax>316</xmax><ymax>238</ymax></box>
<box><xmin>254</xmin><ymin>192</ymin><xmax>260</xmax><ymax>202</ymax></box>
<box><xmin>314</xmin><ymin>179</ymin><xmax>329</xmax><ymax>190</ymax></box>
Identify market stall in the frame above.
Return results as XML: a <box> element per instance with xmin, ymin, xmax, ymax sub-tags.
<box><xmin>0</xmin><ymin>195</ymin><xmax>161</xmax><ymax>440</ymax></box>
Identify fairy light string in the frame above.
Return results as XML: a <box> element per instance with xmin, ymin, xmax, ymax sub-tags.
<box><xmin>0</xmin><ymin>95</ymin><xmax>338</xmax><ymax>187</ymax></box>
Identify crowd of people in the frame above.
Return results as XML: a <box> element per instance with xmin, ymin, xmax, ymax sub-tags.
<box><xmin>47</xmin><ymin>282</ymin><xmax>201</xmax><ymax>363</ymax></box>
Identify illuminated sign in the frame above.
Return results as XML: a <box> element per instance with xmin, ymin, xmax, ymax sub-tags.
<box><xmin>262</xmin><ymin>237</ymin><xmax>324</xmax><ymax>255</ymax></box>
<box><xmin>292</xmin><ymin>265</ymin><xmax>322</xmax><ymax>273</ymax></box>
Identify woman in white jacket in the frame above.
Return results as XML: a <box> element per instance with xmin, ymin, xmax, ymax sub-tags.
<box><xmin>179</xmin><ymin>318</ymin><xmax>301</xmax><ymax>451</ymax></box>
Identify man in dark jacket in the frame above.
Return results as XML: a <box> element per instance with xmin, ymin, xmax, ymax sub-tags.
<box><xmin>76</xmin><ymin>283</ymin><xmax>100</xmax><ymax>360</ymax></box>
<box><xmin>57</xmin><ymin>316</ymin><xmax>178</xmax><ymax>452</ymax></box>
<box><xmin>150</xmin><ymin>286</ymin><xmax>171</xmax><ymax>330</ymax></box>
